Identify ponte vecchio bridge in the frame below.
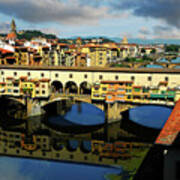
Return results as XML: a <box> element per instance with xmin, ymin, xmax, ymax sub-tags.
<box><xmin>0</xmin><ymin>65</ymin><xmax>179</xmax><ymax>122</ymax></box>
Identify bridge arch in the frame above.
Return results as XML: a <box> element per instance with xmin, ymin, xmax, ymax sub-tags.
<box><xmin>51</xmin><ymin>81</ymin><xmax>63</xmax><ymax>93</ymax></box>
<box><xmin>79</xmin><ymin>81</ymin><xmax>91</xmax><ymax>95</ymax></box>
<box><xmin>65</xmin><ymin>81</ymin><xmax>78</xmax><ymax>94</ymax></box>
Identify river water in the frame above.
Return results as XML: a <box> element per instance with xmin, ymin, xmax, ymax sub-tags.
<box><xmin>0</xmin><ymin>98</ymin><xmax>173</xmax><ymax>180</ymax></box>
<box><xmin>0</xmin><ymin>157</ymin><xmax>122</xmax><ymax>180</ymax></box>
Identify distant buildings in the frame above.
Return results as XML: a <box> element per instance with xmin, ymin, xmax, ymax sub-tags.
<box><xmin>0</xmin><ymin>19</ymin><xmax>168</xmax><ymax>67</ymax></box>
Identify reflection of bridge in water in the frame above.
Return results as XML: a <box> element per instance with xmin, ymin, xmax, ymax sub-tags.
<box><xmin>0</xmin><ymin>94</ymin><xmax>176</xmax><ymax>167</ymax></box>
<box><xmin>0</xmin><ymin>128</ymin><xmax>151</xmax><ymax>167</ymax></box>
<box><xmin>0</xmin><ymin>95</ymin><xmax>155</xmax><ymax>167</ymax></box>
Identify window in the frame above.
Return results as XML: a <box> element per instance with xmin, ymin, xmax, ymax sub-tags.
<box><xmin>107</xmin><ymin>95</ymin><xmax>112</xmax><ymax>99</ymax></box>
<box><xmin>14</xmin><ymin>90</ymin><xmax>19</xmax><ymax>93</ymax></box>
<box><xmin>115</xmin><ymin>76</ymin><xmax>119</xmax><ymax>80</ymax></box>
<box><xmin>55</xmin><ymin>73</ymin><xmax>58</xmax><ymax>78</ymax></box>
<box><xmin>42</xmin><ymin>90</ymin><xmax>46</xmax><ymax>94</ymax></box>
<box><xmin>41</xmin><ymin>73</ymin><xmax>44</xmax><ymax>77</ymax></box>
<box><xmin>36</xmin><ymin>91</ymin><xmax>39</xmax><ymax>94</ymax></box>
<box><xmin>131</xmin><ymin>76</ymin><xmax>135</xmax><ymax>81</ymax></box>
<box><xmin>126</xmin><ymin>89</ymin><xmax>132</xmax><ymax>93</ymax></box>
<box><xmin>14</xmin><ymin>72</ymin><xmax>17</xmax><ymax>76</ymax></box>
<box><xmin>134</xmin><ymin>88</ymin><xmax>140</xmax><ymax>92</ymax></box>
<box><xmin>1</xmin><ymin>71</ymin><xmax>4</xmax><ymax>75</ymax></box>
<box><xmin>27</xmin><ymin>72</ymin><xmax>31</xmax><ymax>76</ymax></box>
<box><xmin>165</xmin><ymin>77</ymin><xmax>168</xmax><ymax>81</ymax></box>
<box><xmin>69</xmin><ymin>74</ymin><xmax>73</xmax><ymax>78</ymax></box>
<box><xmin>84</xmin><ymin>74</ymin><xmax>88</xmax><ymax>79</ymax></box>
<box><xmin>117</xmin><ymin>95</ymin><xmax>124</xmax><ymax>98</ymax></box>
<box><xmin>14</xmin><ymin>83</ymin><xmax>19</xmax><ymax>87</ymax></box>
<box><xmin>148</xmin><ymin>76</ymin><xmax>152</xmax><ymax>81</ymax></box>
<box><xmin>42</xmin><ymin>85</ymin><xmax>45</xmax><ymax>88</ymax></box>
<box><xmin>70</xmin><ymin>154</ymin><xmax>74</xmax><ymax>159</ymax></box>
<box><xmin>99</xmin><ymin>75</ymin><xmax>103</xmax><ymax>80</ymax></box>
<box><xmin>56</xmin><ymin>153</ymin><xmax>60</xmax><ymax>158</ymax></box>
<box><xmin>102</xmin><ymin>88</ymin><xmax>107</xmax><ymax>91</ymax></box>
<box><xmin>118</xmin><ymin>88</ymin><xmax>125</xmax><ymax>92</ymax></box>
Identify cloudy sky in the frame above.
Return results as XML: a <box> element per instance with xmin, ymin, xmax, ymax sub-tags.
<box><xmin>0</xmin><ymin>0</ymin><xmax>180</xmax><ymax>39</ymax></box>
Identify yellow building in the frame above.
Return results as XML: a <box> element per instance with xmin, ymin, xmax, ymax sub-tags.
<box><xmin>38</xmin><ymin>46</ymin><xmax>50</xmax><ymax>65</ymax></box>
<box><xmin>15</xmin><ymin>47</ymin><xmax>29</xmax><ymax>65</ymax></box>
<box><xmin>20</xmin><ymin>77</ymin><xmax>36</xmax><ymax>98</ymax></box>
<box><xmin>120</xmin><ymin>48</ymin><xmax>129</xmax><ymax>59</ymax></box>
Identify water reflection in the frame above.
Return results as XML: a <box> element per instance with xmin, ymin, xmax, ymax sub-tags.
<box><xmin>0</xmin><ymin>157</ymin><xmax>121</xmax><ymax>180</ymax></box>
<box><xmin>44</xmin><ymin>102</ymin><xmax>105</xmax><ymax>134</ymax></box>
<box><xmin>129</xmin><ymin>105</ymin><xmax>172</xmax><ymax>129</ymax></box>
<box><xmin>0</xmin><ymin>97</ymin><xmax>159</xmax><ymax>179</ymax></box>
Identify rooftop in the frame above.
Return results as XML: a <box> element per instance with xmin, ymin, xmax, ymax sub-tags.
<box><xmin>156</xmin><ymin>100</ymin><xmax>180</xmax><ymax>145</ymax></box>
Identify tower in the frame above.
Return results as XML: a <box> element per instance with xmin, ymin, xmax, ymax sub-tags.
<box><xmin>11</xmin><ymin>19</ymin><xmax>16</xmax><ymax>33</ymax></box>
<box><xmin>6</xmin><ymin>19</ymin><xmax>17</xmax><ymax>40</ymax></box>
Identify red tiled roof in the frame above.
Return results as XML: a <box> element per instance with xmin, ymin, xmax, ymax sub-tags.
<box><xmin>6</xmin><ymin>56</ymin><xmax>16</xmax><ymax>59</ymax></box>
<box><xmin>6</xmin><ymin>77</ymin><xmax>14</xmax><ymax>80</ymax></box>
<box><xmin>40</xmin><ymin>78</ymin><xmax>50</xmax><ymax>82</ymax></box>
<box><xmin>156</xmin><ymin>100</ymin><xmax>180</xmax><ymax>145</ymax></box>
<box><xmin>59</xmin><ymin>43</ymin><xmax>68</xmax><ymax>46</ymax></box>
<box><xmin>6</xmin><ymin>32</ymin><xmax>17</xmax><ymax>40</ymax></box>
<box><xmin>159</xmin><ymin>81</ymin><xmax>168</xmax><ymax>85</ymax></box>
<box><xmin>69</xmin><ymin>44</ymin><xmax>76</xmax><ymax>49</ymax></box>
<box><xmin>20</xmin><ymin>76</ymin><xmax>27</xmax><ymax>80</ymax></box>
<box><xmin>133</xmin><ymin>86</ymin><xmax>142</xmax><ymax>88</ymax></box>
<box><xmin>0</xmin><ymin>48</ymin><xmax>14</xmax><ymax>54</ymax></box>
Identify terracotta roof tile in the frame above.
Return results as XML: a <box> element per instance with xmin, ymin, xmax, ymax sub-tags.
<box><xmin>156</xmin><ymin>100</ymin><xmax>180</xmax><ymax>145</ymax></box>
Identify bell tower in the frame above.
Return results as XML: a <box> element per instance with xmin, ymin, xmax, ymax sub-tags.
<box><xmin>10</xmin><ymin>19</ymin><xmax>16</xmax><ymax>33</ymax></box>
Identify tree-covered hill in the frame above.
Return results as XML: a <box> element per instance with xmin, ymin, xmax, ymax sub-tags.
<box><xmin>17</xmin><ymin>30</ymin><xmax>57</xmax><ymax>40</ymax></box>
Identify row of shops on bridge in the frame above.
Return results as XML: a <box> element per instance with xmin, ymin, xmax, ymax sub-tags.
<box><xmin>91</xmin><ymin>80</ymin><xmax>180</xmax><ymax>105</ymax></box>
<box><xmin>1</xmin><ymin>76</ymin><xmax>180</xmax><ymax>105</ymax></box>
<box><xmin>0</xmin><ymin>76</ymin><xmax>50</xmax><ymax>98</ymax></box>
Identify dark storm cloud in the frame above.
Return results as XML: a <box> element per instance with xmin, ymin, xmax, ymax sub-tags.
<box><xmin>153</xmin><ymin>25</ymin><xmax>172</xmax><ymax>34</ymax></box>
<box><xmin>110</xmin><ymin>0</ymin><xmax>180</xmax><ymax>28</ymax></box>
<box><xmin>0</xmin><ymin>0</ymin><xmax>109</xmax><ymax>25</ymax></box>
<box><xmin>152</xmin><ymin>25</ymin><xmax>180</xmax><ymax>39</ymax></box>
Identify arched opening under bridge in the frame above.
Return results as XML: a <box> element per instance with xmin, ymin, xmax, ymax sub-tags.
<box><xmin>65</xmin><ymin>81</ymin><xmax>78</xmax><ymax>94</ymax></box>
<box><xmin>80</xmin><ymin>81</ymin><xmax>91</xmax><ymax>95</ymax></box>
<box><xmin>51</xmin><ymin>81</ymin><xmax>63</xmax><ymax>93</ymax></box>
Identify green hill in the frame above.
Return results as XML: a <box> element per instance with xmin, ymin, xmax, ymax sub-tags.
<box><xmin>17</xmin><ymin>30</ymin><xmax>57</xmax><ymax>40</ymax></box>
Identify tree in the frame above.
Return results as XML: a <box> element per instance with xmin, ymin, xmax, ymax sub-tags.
<box><xmin>151</xmin><ymin>49</ymin><xmax>156</xmax><ymax>54</ymax></box>
<box><xmin>141</xmin><ymin>48</ymin><xmax>146</xmax><ymax>53</ymax></box>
